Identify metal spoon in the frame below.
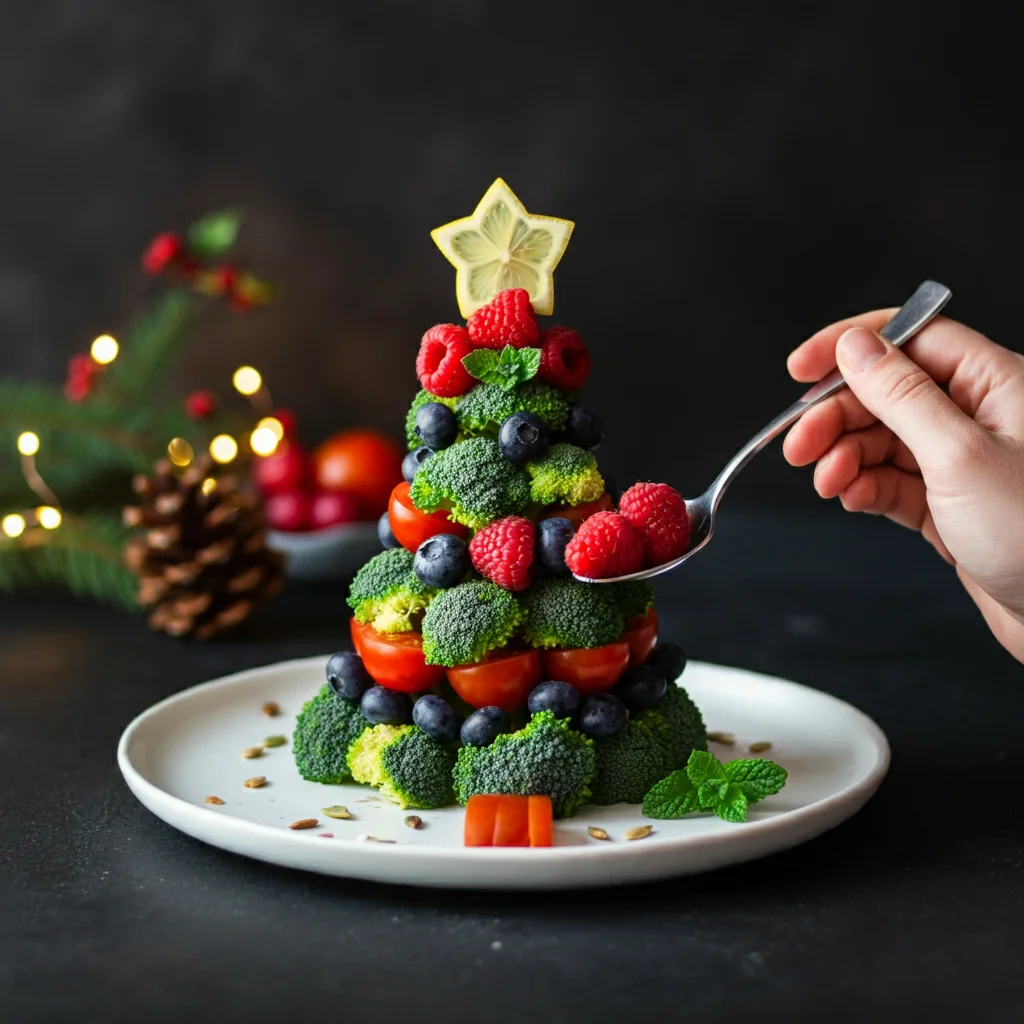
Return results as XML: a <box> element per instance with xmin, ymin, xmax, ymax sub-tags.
<box><xmin>573</xmin><ymin>279</ymin><xmax>952</xmax><ymax>584</ymax></box>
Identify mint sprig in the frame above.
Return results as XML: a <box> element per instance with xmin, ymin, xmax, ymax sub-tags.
<box><xmin>642</xmin><ymin>749</ymin><xmax>787</xmax><ymax>823</ymax></box>
<box><xmin>462</xmin><ymin>345</ymin><xmax>541</xmax><ymax>392</ymax></box>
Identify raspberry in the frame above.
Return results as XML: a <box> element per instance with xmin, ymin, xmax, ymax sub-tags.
<box><xmin>538</xmin><ymin>326</ymin><xmax>591</xmax><ymax>390</ymax></box>
<box><xmin>416</xmin><ymin>324</ymin><xmax>476</xmax><ymax>397</ymax></box>
<box><xmin>469</xmin><ymin>515</ymin><xmax>535</xmax><ymax>591</ymax></box>
<box><xmin>618</xmin><ymin>482</ymin><xmax>691</xmax><ymax>566</ymax></box>
<box><xmin>466</xmin><ymin>289</ymin><xmax>539</xmax><ymax>350</ymax></box>
<box><xmin>141</xmin><ymin>232</ymin><xmax>183</xmax><ymax>275</ymax></box>
<box><xmin>564</xmin><ymin>511</ymin><xmax>644</xmax><ymax>580</ymax></box>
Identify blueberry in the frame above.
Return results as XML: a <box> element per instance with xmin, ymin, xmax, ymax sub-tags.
<box><xmin>576</xmin><ymin>693</ymin><xmax>628</xmax><ymax>739</ymax></box>
<box><xmin>498</xmin><ymin>411</ymin><xmax>549</xmax><ymax>464</ymax></box>
<box><xmin>536</xmin><ymin>517</ymin><xmax>574</xmax><ymax>573</ymax></box>
<box><xmin>414</xmin><ymin>532</ymin><xmax>469</xmax><ymax>588</ymax></box>
<box><xmin>325</xmin><ymin>651</ymin><xmax>374</xmax><ymax>701</ymax></box>
<box><xmin>564</xmin><ymin>404</ymin><xmax>605</xmax><ymax>452</ymax></box>
<box><xmin>360</xmin><ymin>685</ymin><xmax>412</xmax><ymax>725</ymax></box>
<box><xmin>646</xmin><ymin>642</ymin><xmax>687</xmax><ymax>683</ymax></box>
<box><xmin>412</xmin><ymin>694</ymin><xmax>462</xmax><ymax>743</ymax></box>
<box><xmin>527</xmin><ymin>680</ymin><xmax>582</xmax><ymax>719</ymax></box>
<box><xmin>402</xmin><ymin>445</ymin><xmax>435</xmax><ymax>484</ymax></box>
<box><xmin>377</xmin><ymin>510</ymin><xmax>400</xmax><ymax>549</ymax></box>
<box><xmin>460</xmin><ymin>706</ymin><xmax>510</xmax><ymax>747</ymax></box>
<box><xmin>415</xmin><ymin>403</ymin><xmax>458</xmax><ymax>450</ymax></box>
<box><xmin>613</xmin><ymin>664</ymin><xmax>668</xmax><ymax>711</ymax></box>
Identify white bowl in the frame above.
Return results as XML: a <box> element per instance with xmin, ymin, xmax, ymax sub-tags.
<box><xmin>267</xmin><ymin>521</ymin><xmax>381</xmax><ymax>580</ymax></box>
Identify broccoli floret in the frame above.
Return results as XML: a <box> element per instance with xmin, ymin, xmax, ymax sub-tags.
<box><xmin>347</xmin><ymin>548</ymin><xmax>435</xmax><ymax>633</ymax></box>
<box><xmin>635</xmin><ymin>683</ymin><xmax>707</xmax><ymax>768</ymax></box>
<box><xmin>609</xmin><ymin>580</ymin><xmax>656</xmax><ymax>621</ymax></box>
<box><xmin>455</xmin><ymin>380</ymin><xmax>570</xmax><ymax>436</ymax></box>
<box><xmin>409</xmin><ymin>437</ymin><xmax>531</xmax><ymax>529</ymax></box>
<box><xmin>347</xmin><ymin>723</ymin><xmax>456</xmax><ymax>809</ymax></box>
<box><xmin>525</xmin><ymin>443</ymin><xmax>605</xmax><ymax>507</ymax></box>
<box><xmin>405</xmin><ymin>390</ymin><xmax>459</xmax><ymax>449</ymax></box>
<box><xmin>421</xmin><ymin>580</ymin><xmax>527</xmax><ymax>666</ymax></box>
<box><xmin>453</xmin><ymin>710</ymin><xmax>596</xmax><ymax>818</ymax></box>
<box><xmin>589</xmin><ymin>719</ymin><xmax>674</xmax><ymax>805</ymax></box>
<box><xmin>292</xmin><ymin>685</ymin><xmax>372</xmax><ymax>783</ymax></box>
<box><xmin>520</xmin><ymin>576</ymin><xmax>625</xmax><ymax>650</ymax></box>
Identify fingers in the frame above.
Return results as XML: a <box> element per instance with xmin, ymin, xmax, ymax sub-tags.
<box><xmin>788</xmin><ymin>309</ymin><xmax>896</xmax><ymax>383</ymax></box>
<box><xmin>838</xmin><ymin>465</ymin><xmax>929</xmax><ymax>528</ymax></box>
<box><xmin>783</xmin><ymin>390</ymin><xmax>877</xmax><ymax>466</ymax></box>
<box><xmin>812</xmin><ymin>423</ymin><xmax>918</xmax><ymax>499</ymax></box>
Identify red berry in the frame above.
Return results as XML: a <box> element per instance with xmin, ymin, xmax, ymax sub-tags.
<box><xmin>469</xmin><ymin>516</ymin><xmax>535</xmax><ymax>591</ymax></box>
<box><xmin>63</xmin><ymin>375</ymin><xmax>92</xmax><ymax>403</ymax></box>
<box><xmin>309</xmin><ymin>490</ymin><xmax>360</xmax><ymax>529</ymax></box>
<box><xmin>564</xmin><ymin>511</ymin><xmax>644</xmax><ymax>580</ymax></box>
<box><xmin>416</xmin><ymin>324</ymin><xmax>476</xmax><ymax>397</ymax></box>
<box><xmin>466</xmin><ymin>289</ymin><xmax>539</xmax><ymax>350</ymax></box>
<box><xmin>618</xmin><ymin>482</ymin><xmax>691</xmax><ymax>567</ymax></box>
<box><xmin>210</xmin><ymin>264</ymin><xmax>237</xmax><ymax>295</ymax></box>
<box><xmin>265</xmin><ymin>491</ymin><xmax>312</xmax><ymax>532</ymax></box>
<box><xmin>271</xmin><ymin>409</ymin><xmax>298</xmax><ymax>440</ymax></box>
<box><xmin>184</xmin><ymin>389</ymin><xmax>219</xmax><ymax>420</ymax></box>
<box><xmin>252</xmin><ymin>442</ymin><xmax>308</xmax><ymax>497</ymax></box>
<box><xmin>538</xmin><ymin>326</ymin><xmax>591</xmax><ymax>390</ymax></box>
<box><xmin>141</xmin><ymin>233</ymin><xmax>183</xmax><ymax>275</ymax></box>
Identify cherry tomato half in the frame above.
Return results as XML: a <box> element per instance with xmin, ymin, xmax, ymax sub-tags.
<box><xmin>446</xmin><ymin>649</ymin><xmax>543</xmax><ymax>711</ymax></box>
<box><xmin>349</xmin><ymin>618</ymin><xmax>446</xmax><ymax>693</ymax></box>
<box><xmin>539</xmin><ymin>492</ymin><xmax>615</xmax><ymax>529</ymax></box>
<box><xmin>541</xmin><ymin>641</ymin><xmax>631</xmax><ymax>693</ymax></box>
<box><xmin>623</xmin><ymin>608</ymin><xmax>659</xmax><ymax>667</ymax></box>
<box><xmin>388</xmin><ymin>481</ymin><xmax>469</xmax><ymax>553</ymax></box>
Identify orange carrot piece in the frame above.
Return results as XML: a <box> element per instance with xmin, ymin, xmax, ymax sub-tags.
<box><xmin>527</xmin><ymin>794</ymin><xmax>553</xmax><ymax>847</ymax></box>
<box><xmin>493</xmin><ymin>795</ymin><xmax>531</xmax><ymax>847</ymax></box>
<box><xmin>464</xmin><ymin>794</ymin><xmax>501</xmax><ymax>847</ymax></box>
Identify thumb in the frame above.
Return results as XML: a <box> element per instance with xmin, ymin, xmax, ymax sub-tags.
<box><xmin>835</xmin><ymin>326</ymin><xmax>986</xmax><ymax>474</ymax></box>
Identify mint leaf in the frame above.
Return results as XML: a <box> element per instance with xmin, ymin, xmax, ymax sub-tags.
<box><xmin>724</xmin><ymin>759</ymin><xmax>788</xmax><ymax>803</ymax></box>
<box><xmin>642</xmin><ymin>770</ymin><xmax>701</xmax><ymax>819</ymax></box>
<box><xmin>461</xmin><ymin>349</ymin><xmax>500</xmax><ymax>381</ymax></box>
<box><xmin>697</xmin><ymin>778</ymin><xmax>730</xmax><ymax>808</ymax></box>
<box><xmin>516</xmin><ymin>347</ymin><xmax>541</xmax><ymax>379</ymax></box>
<box><xmin>462</xmin><ymin>345</ymin><xmax>541</xmax><ymax>391</ymax></box>
<box><xmin>714</xmin><ymin>784</ymin><xmax>749</xmax><ymax>823</ymax></box>
<box><xmin>686</xmin><ymin>749</ymin><xmax>728</xmax><ymax>788</ymax></box>
<box><xmin>188</xmin><ymin>209</ymin><xmax>242</xmax><ymax>258</ymax></box>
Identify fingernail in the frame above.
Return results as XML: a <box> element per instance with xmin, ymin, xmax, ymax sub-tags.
<box><xmin>837</xmin><ymin>327</ymin><xmax>887</xmax><ymax>374</ymax></box>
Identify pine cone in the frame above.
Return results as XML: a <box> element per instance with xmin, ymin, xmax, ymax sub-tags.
<box><xmin>123</xmin><ymin>454</ymin><xmax>284</xmax><ymax>639</ymax></box>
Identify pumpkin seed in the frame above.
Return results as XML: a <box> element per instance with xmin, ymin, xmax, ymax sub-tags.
<box><xmin>749</xmin><ymin>741</ymin><xmax>772</xmax><ymax>753</ymax></box>
<box><xmin>322</xmin><ymin>805</ymin><xmax>352</xmax><ymax>820</ymax></box>
<box><xmin>404</xmin><ymin>815</ymin><xmax>423</xmax><ymax>830</ymax></box>
<box><xmin>707</xmin><ymin>731</ymin><xmax>736</xmax><ymax>746</ymax></box>
<box><xmin>241</xmin><ymin>746</ymin><xmax>264</xmax><ymax>759</ymax></box>
<box><xmin>624</xmin><ymin>825</ymin><xmax>653</xmax><ymax>841</ymax></box>
<box><xmin>262</xmin><ymin>735</ymin><xmax>287</xmax><ymax>748</ymax></box>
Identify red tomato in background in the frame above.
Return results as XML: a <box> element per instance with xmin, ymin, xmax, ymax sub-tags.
<box><xmin>388</xmin><ymin>482</ymin><xmax>469</xmax><ymax>552</ymax></box>
<box><xmin>542</xmin><ymin>641</ymin><xmax>630</xmax><ymax>693</ymax></box>
<box><xmin>446</xmin><ymin>649</ymin><xmax>542</xmax><ymax>711</ymax></box>
<box><xmin>539</xmin><ymin>492</ymin><xmax>615</xmax><ymax>529</ymax></box>
<box><xmin>623</xmin><ymin>608</ymin><xmax>659</xmax><ymax>666</ymax></box>
<box><xmin>349</xmin><ymin>618</ymin><xmax>445</xmax><ymax>693</ymax></box>
<box><xmin>312</xmin><ymin>430</ymin><xmax>404</xmax><ymax>518</ymax></box>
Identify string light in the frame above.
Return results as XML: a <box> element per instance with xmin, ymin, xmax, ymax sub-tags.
<box><xmin>17</xmin><ymin>432</ymin><xmax>40</xmax><ymax>457</ymax></box>
<box><xmin>2</xmin><ymin>514</ymin><xmax>26</xmax><ymax>538</ymax></box>
<box><xmin>249</xmin><ymin>426</ymin><xmax>280</xmax><ymax>457</ymax></box>
<box><xmin>90</xmin><ymin>334</ymin><xmax>119</xmax><ymax>365</ymax></box>
<box><xmin>201</xmin><ymin>478</ymin><xmax>218</xmax><ymax>496</ymax></box>
<box><xmin>256</xmin><ymin>416</ymin><xmax>285</xmax><ymax>441</ymax></box>
<box><xmin>167</xmin><ymin>438</ymin><xmax>194</xmax><ymax>467</ymax></box>
<box><xmin>36</xmin><ymin>506</ymin><xmax>62</xmax><ymax>530</ymax></box>
<box><xmin>209</xmin><ymin>435</ymin><xmax>238</xmax><ymax>464</ymax></box>
<box><xmin>232</xmin><ymin>366</ymin><xmax>262</xmax><ymax>396</ymax></box>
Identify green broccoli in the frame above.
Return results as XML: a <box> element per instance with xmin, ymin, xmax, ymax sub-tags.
<box><xmin>635</xmin><ymin>683</ymin><xmax>707</xmax><ymax>768</ymax></box>
<box><xmin>452</xmin><ymin>710</ymin><xmax>596</xmax><ymax>818</ymax></box>
<box><xmin>520</xmin><ymin>576</ymin><xmax>625</xmax><ymax>650</ymax></box>
<box><xmin>405</xmin><ymin>390</ymin><xmax>459</xmax><ymax>449</ymax></box>
<box><xmin>409</xmin><ymin>437</ymin><xmax>531</xmax><ymax>529</ymax></box>
<box><xmin>347</xmin><ymin>547</ymin><xmax>435</xmax><ymax>633</ymax></box>
<box><xmin>525</xmin><ymin>443</ymin><xmax>605</xmax><ymax>507</ymax></box>
<box><xmin>347</xmin><ymin>723</ymin><xmax>456</xmax><ymax>809</ymax></box>
<box><xmin>454</xmin><ymin>380</ymin><xmax>570</xmax><ymax>436</ymax></box>
<box><xmin>589</xmin><ymin>719</ymin><xmax>674</xmax><ymax>805</ymax></box>
<box><xmin>421</xmin><ymin>580</ymin><xmax>527</xmax><ymax>666</ymax></box>
<box><xmin>292</xmin><ymin>685</ymin><xmax>372</xmax><ymax>783</ymax></box>
<box><xmin>609</xmin><ymin>580</ymin><xmax>656</xmax><ymax>621</ymax></box>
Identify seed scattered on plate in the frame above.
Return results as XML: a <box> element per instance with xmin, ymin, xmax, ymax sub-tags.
<box><xmin>263</xmin><ymin>735</ymin><xmax>287</xmax><ymax>748</ymax></box>
<box><xmin>587</xmin><ymin>826</ymin><xmax>609</xmax><ymax>841</ymax></box>
<box><xmin>242</xmin><ymin>746</ymin><xmax>264</xmax><ymax>759</ymax></box>
<box><xmin>243</xmin><ymin>776</ymin><xmax>266</xmax><ymax>789</ymax></box>
<box><xmin>749</xmin><ymin>741</ymin><xmax>772</xmax><ymax>753</ymax></box>
<box><xmin>289</xmin><ymin>818</ymin><xmax>319</xmax><ymax>830</ymax></box>
<box><xmin>624</xmin><ymin>825</ymin><xmax>653</xmax><ymax>841</ymax></box>
<box><xmin>262</xmin><ymin>701</ymin><xmax>281</xmax><ymax>717</ymax></box>
<box><xmin>707</xmin><ymin>731</ymin><xmax>736</xmax><ymax>746</ymax></box>
<box><xmin>318</xmin><ymin>833</ymin><xmax>334</xmax><ymax>839</ymax></box>
<box><xmin>204</xmin><ymin>795</ymin><xmax>225</xmax><ymax>805</ymax></box>
<box><xmin>404</xmin><ymin>815</ymin><xmax>423</xmax><ymax>830</ymax></box>
<box><xmin>322</xmin><ymin>805</ymin><xmax>352</xmax><ymax>820</ymax></box>
<box><xmin>356</xmin><ymin>834</ymin><xmax>395</xmax><ymax>843</ymax></box>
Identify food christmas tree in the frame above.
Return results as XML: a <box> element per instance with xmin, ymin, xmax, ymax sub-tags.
<box><xmin>293</xmin><ymin>180</ymin><xmax>707</xmax><ymax>824</ymax></box>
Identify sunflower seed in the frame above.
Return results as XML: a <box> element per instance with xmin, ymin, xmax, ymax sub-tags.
<box><xmin>262</xmin><ymin>701</ymin><xmax>281</xmax><ymax>717</ymax></box>
<box><xmin>707</xmin><ymin>731</ymin><xmax>736</xmax><ymax>745</ymax></box>
<box><xmin>204</xmin><ymin>795</ymin><xmax>225</xmax><ymax>805</ymax></box>
<box><xmin>288</xmin><ymin>818</ymin><xmax>319</xmax><ymax>830</ymax></box>
<box><xmin>587</xmin><ymin>826</ymin><xmax>610</xmax><ymax>841</ymax></box>
<box><xmin>262</xmin><ymin>735</ymin><xmax>287</xmax><ymax>748</ymax></box>
<box><xmin>243</xmin><ymin>776</ymin><xmax>266</xmax><ymax>788</ymax></box>
<box><xmin>356</xmin><ymin>834</ymin><xmax>395</xmax><ymax>843</ymax></box>
<box><xmin>624</xmin><ymin>825</ymin><xmax>653</xmax><ymax>841</ymax></box>
<box><xmin>322</xmin><ymin>805</ymin><xmax>352</xmax><ymax>820</ymax></box>
<box><xmin>404</xmin><ymin>815</ymin><xmax>423</xmax><ymax>830</ymax></box>
<box><xmin>748</xmin><ymin>741</ymin><xmax>772</xmax><ymax>753</ymax></box>
<box><xmin>241</xmin><ymin>746</ymin><xmax>264</xmax><ymax>759</ymax></box>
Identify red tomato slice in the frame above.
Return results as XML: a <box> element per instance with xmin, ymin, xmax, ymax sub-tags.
<box><xmin>446</xmin><ymin>649</ymin><xmax>542</xmax><ymax>712</ymax></box>
<box><xmin>464</xmin><ymin>794</ymin><xmax>502</xmax><ymax>847</ymax></box>
<box><xmin>528</xmin><ymin>795</ymin><xmax>553</xmax><ymax>847</ymax></box>
<box><xmin>539</xmin><ymin>492</ymin><xmax>615</xmax><ymax>529</ymax></box>
<box><xmin>349</xmin><ymin>618</ymin><xmax>446</xmax><ymax>693</ymax></box>
<box><xmin>624</xmin><ymin>608</ymin><xmax>659</xmax><ymax>666</ymax></box>
<box><xmin>493</xmin><ymin>795</ymin><xmax>531</xmax><ymax>847</ymax></box>
<box><xmin>388</xmin><ymin>481</ymin><xmax>469</xmax><ymax>553</ymax></box>
<box><xmin>542</xmin><ymin>641</ymin><xmax>631</xmax><ymax>693</ymax></box>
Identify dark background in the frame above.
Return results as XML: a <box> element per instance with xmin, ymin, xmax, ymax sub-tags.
<box><xmin>3</xmin><ymin>1</ymin><xmax>1022</xmax><ymax>509</ymax></box>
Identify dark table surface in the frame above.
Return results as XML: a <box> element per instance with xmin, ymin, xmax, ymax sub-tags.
<box><xmin>2</xmin><ymin>508</ymin><xmax>1022</xmax><ymax>1022</ymax></box>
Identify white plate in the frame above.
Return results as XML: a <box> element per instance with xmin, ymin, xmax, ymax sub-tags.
<box><xmin>118</xmin><ymin>657</ymin><xmax>889</xmax><ymax>890</ymax></box>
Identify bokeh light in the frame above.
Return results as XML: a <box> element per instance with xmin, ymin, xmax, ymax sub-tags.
<box><xmin>232</xmin><ymin>366</ymin><xmax>262</xmax><ymax>396</ymax></box>
<box><xmin>90</xmin><ymin>335</ymin><xmax>119</xmax><ymax>365</ymax></box>
<box><xmin>209</xmin><ymin>435</ymin><xmax>239</xmax><ymax>464</ymax></box>
<box><xmin>167</xmin><ymin>438</ymin><xmax>194</xmax><ymax>467</ymax></box>
<box><xmin>17</xmin><ymin>432</ymin><xmax>40</xmax><ymax>457</ymax></box>
<box><xmin>2</xmin><ymin>514</ymin><xmax>26</xmax><ymax>538</ymax></box>
<box><xmin>37</xmin><ymin>506</ymin><xmax>62</xmax><ymax>529</ymax></box>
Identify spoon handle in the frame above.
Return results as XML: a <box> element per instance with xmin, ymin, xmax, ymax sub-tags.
<box><xmin>707</xmin><ymin>280</ymin><xmax>952</xmax><ymax>513</ymax></box>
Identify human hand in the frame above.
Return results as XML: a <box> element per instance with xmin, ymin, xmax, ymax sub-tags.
<box><xmin>783</xmin><ymin>311</ymin><xmax>1024</xmax><ymax>663</ymax></box>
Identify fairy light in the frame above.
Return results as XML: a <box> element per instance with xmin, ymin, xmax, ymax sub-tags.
<box><xmin>209</xmin><ymin>434</ymin><xmax>238</xmax><ymax>464</ymax></box>
<box><xmin>167</xmin><ymin>437</ymin><xmax>194</xmax><ymax>467</ymax></box>
<box><xmin>201</xmin><ymin>478</ymin><xmax>217</xmax><ymax>496</ymax></box>
<box><xmin>2</xmin><ymin>514</ymin><xmax>26</xmax><ymax>538</ymax></box>
<box><xmin>232</xmin><ymin>366</ymin><xmax>262</xmax><ymax>396</ymax></box>
<box><xmin>256</xmin><ymin>416</ymin><xmax>285</xmax><ymax>441</ymax></box>
<box><xmin>90</xmin><ymin>334</ymin><xmax>119</xmax><ymax>365</ymax></box>
<box><xmin>17</xmin><ymin>432</ymin><xmax>39</xmax><ymax>457</ymax></box>
<box><xmin>249</xmin><ymin>426</ymin><xmax>280</xmax><ymax>457</ymax></box>
<box><xmin>36</xmin><ymin>506</ymin><xmax>62</xmax><ymax>530</ymax></box>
